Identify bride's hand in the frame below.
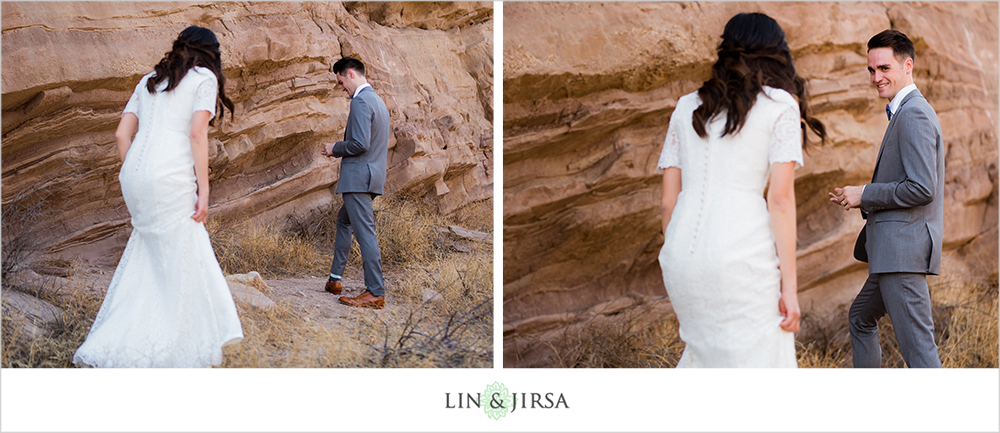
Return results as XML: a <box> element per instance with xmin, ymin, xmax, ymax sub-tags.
<box><xmin>778</xmin><ymin>291</ymin><xmax>800</xmax><ymax>333</ymax></box>
<box><xmin>192</xmin><ymin>190</ymin><xmax>209</xmax><ymax>223</ymax></box>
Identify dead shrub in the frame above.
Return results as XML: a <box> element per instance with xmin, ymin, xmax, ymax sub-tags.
<box><xmin>2</xmin><ymin>161</ymin><xmax>79</xmax><ymax>285</ymax></box>
<box><xmin>795</xmin><ymin>273</ymin><xmax>998</xmax><ymax>368</ymax></box>
<box><xmin>448</xmin><ymin>198</ymin><xmax>493</xmax><ymax>234</ymax></box>
<box><xmin>349</xmin><ymin>248</ymin><xmax>494</xmax><ymax>368</ymax></box>
<box><xmin>546</xmin><ymin>312</ymin><xmax>684</xmax><ymax>368</ymax></box>
<box><xmin>207</xmin><ymin>217</ymin><xmax>323</xmax><ymax>278</ymax></box>
<box><xmin>286</xmin><ymin>194</ymin><xmax>450</xmax><ymax>269</ymax></box>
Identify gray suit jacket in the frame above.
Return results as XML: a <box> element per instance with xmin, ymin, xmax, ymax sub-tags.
<box><xmin>857</xmin><ymin>89</ymin><xmax>944</xmax><ymax>275</ymax></box>
<box><xmin>332</xmin><ymin>86</ymin><xmax>390</xmax><ymax>195</ymax></box>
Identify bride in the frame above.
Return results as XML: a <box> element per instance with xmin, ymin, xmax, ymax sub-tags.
<box><xmin>74</xmin><ymin>26</ymin><xmax>244</xmax><ymax>368</ymax></box>
<box><xmin>658</xmin><ymin>13</ymin><xmax>826</xmax><ymax>367</ymax></box>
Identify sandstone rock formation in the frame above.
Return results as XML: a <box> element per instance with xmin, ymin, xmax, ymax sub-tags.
<box><xmin>503</xmin><ymin>2</ymin><xmax>998</xmax><ymax>367</ymax></box>
<box><xmin>2</xmin><ymin>1</ymin><xmax>493</xmax><ymax>261</ymax></box>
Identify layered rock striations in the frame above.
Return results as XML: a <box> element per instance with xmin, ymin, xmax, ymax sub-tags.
<box><xmin>503</xmin><ymin>2</ymin><xmax>998</xmax><ymax>366</ymax></box>
<box><xmin>2</xmin><ymin>1</ymin><xmax>493</xmax><ymax>259</ymax></box>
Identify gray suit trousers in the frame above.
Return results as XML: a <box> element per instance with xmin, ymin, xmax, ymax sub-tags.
<box><xmin>849</xmin><ymin>272</ymin><xmax>941</xmax><ymax>368</ymax></box>
<box><xmin>330</xmin><ymin>192</ymin><xmax>385</xmax><ymax>297</ymax></box>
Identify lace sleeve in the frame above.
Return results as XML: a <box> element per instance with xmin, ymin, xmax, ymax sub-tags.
<box><xmin>768</xmin><ymin>105</ymin><xmax>803</xmax><ymax>168</ymax></box>
<box><xmin>657</xmin><ymin>116</ymin><xmax>681</xmax><ymax>171</ymax></box>
<box><xmin>192</xmin><ymin>76</ymin><xmax>218</xmax><ymax>117</ymax></box>
<box><xmin>122</xmin><ymin>81</ymin><xmax>141</xmax><ymax>117</ymax></box>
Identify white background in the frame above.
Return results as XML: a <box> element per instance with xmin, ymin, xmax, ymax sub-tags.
<box><xmin>2</xmin><ymin>369</ymin><xmax>999</xmax><ymax>431</ymax></box>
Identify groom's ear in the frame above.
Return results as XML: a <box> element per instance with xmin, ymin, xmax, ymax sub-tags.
<box><xmin>904</xmin><ymin>57</ymin><xmax>913</xmax><ymax>75</ymax></box>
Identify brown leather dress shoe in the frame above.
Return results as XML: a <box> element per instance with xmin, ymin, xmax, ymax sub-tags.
<box><xmin>325</xmin><ymin>280</ymin><xmax>343</xmax><ymax>295</ymax></box>
<box><xmin>339</xmin><ymin>291</ymin><xmax>385</xmax><ymax>309</ymax></box>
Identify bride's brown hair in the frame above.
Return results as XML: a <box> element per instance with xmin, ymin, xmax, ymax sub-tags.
<box><xmin>692</xmin><ymin>13</ymin><xmax>825</xmax><ymax>146</ymax></box>
<box><xmin>147</xmin><ymin>25</ymin><xmax>234</xmax><ymax>125</ymax></box>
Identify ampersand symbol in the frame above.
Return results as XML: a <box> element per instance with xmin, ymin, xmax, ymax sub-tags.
<box><xmin>490</xmin><ymin>392</ymin><xmax>505</xmax><ymax>409</ymax></box>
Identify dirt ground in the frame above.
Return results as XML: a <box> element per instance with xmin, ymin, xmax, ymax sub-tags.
<box><xmin>261</xmin><ymin>269</ymin><xmax>401</xmax><ymax>330</ymax></box>
<box><xmin>61</xmin><ymin>263</ymin><xmax>398</xmax><ymax>331</ymax></box>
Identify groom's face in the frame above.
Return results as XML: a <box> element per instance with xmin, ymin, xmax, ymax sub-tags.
<box><xmin>335</xmin><ymin>71</ymin><xmax>356</xmax><ymax>96</ymax></box>
<box><xmin>867</xmin><ymin>47</ymin><xmax>913</xmax><ymax>101</ymax></box>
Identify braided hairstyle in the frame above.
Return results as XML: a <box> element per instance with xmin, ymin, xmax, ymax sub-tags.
<box><xmin>692</xmin><ymin>13</ymin><xmax>825</xmax><ymax>146</ymax></box>
<box><xmin>147</xmin><ymin>26</ymin><xmax>234</xmax><ymax>125</ymax></box>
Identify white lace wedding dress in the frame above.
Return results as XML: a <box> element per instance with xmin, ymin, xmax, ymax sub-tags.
<box><xmin>73</xmin><ymin>67</ymin><xmax>244</xmax><ymax>368</ymax></box>
<box><xmin>657</xmin><ymin>86</ymin><xmax>801</xmax><ymax>368</ymax></box>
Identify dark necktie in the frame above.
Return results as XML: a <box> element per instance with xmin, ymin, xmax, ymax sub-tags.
<box><xmin>886</xmin><ymin>104</ymin><xmax>892</xmax><ymax>121</ymax></box>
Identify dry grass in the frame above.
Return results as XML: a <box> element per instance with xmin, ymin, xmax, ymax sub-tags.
<box><xmin>796</xmin><ymin>272</ymin><xmax>999</xmax><ymax>368</ymax></box>
<box><xmin>547</xmin><ymin>314</ymin><xmax>685</xmax><ymax>368</ymax></box>
<box><xmin>928</xmin><ymin>272</ymin><xmax>998</xmax><ymax>368</ymax></box>
<box><xmin>0</xmin><ymin>278</ymin><xmax>371</xmax><ymax>368</ymax></box>
<box><xmin>2</xmin><ymin>193</ymin><xmax>493</xmax><ymax>368</ymax></box>
<box><xmin>207</xmin><ymin>217</ymin><xmax>325</xmax><ymax>278</ymax></box>
<box><xmin>370</xmin><ymin>195</ymin><xmax>449</xmax><ymax>267</ymax></box>
<box><xmin>795</xmin><ymin>306</ymin><xmax>854</xmax><ymax>368</ymax></box>
<box><xmin>217</xmin><ymin>245</ymin><xmax>493</xmax><ymax>368</ymax></box>
<box><xmin>353</xmin><ymin>249</ymin><xmax>494</xmax><ymax>368</ymax></box>
<box><xmin>286</xmin><ymin>194</ymin><xmax>458</xmax><ymax>268</ymax></box>
<box><xmin>219</xmin><ymin>193</ymin><xmax>493</xmax><ymax>368</ymax></box>
<box><xmin>447</xmin><ymin>198</ymin><xmax>494</xmax><ymax>234</ymax></box>
<box><xmin>534</xmin><ymin>270</ymin><xmax>996</xmax><ymax>368</ymax></box>
<box><xmin>218</xmin><ymin>300</ymin><xmax>372</xmax><ymax>368</ymax></box>
<box><xmin>1</xmin><ymin>278</ymin><xmax>105</xmax><ymax>368</ymax></box>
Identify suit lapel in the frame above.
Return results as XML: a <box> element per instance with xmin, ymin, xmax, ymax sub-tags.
<box><xmin>871</xmin><ymin>89</ymin><xmax>923</xmax><ymax>182</ymax></box>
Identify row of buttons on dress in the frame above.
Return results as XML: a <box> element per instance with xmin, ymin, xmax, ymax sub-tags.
<box><xmin>131</xmin><ymin>79</ymin><xmax>162</xmax><ymax>175</ymax></box>
<box><xmin>688</xmin><ymin>122</ymin><xmax>716</xmax><ymax>255</ymax></box>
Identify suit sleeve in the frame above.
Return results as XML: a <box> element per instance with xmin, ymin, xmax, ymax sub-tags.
<box><xmin>861</xmin><ymin>105</ymin><xmax>938</xmax><ymax>211</ymax></box>
<box><xmin>332</xmin><ymin>97</ymin><xmax>373</xmax><ymax>157</ymax></box>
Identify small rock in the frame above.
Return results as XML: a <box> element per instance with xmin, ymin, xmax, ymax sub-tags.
<box><xmin>227</xmin><ymin>282</ymin><xmax>276</xmax><ymax>310</ymax></box>
<box><xmin>452</xmin><ymin>243</ymin><xmax>472</xmax><ymax>253</ymax></box>
<box><xmin>449</xmin><ymin>225</ymin><xmax>492</xmax><ymax>244</ymax></box>
<box><xmin>422</xmin><ymin>288</ymin><xmax>444</xmax><ymax>303</ymax></box>
<box><xmin>432</xmin><ymin>224</ymin><xmax>493</xmax><ymax>244</ymax></box>
<box><xmin>294</xmin><ymin>291</ymin><xmax>306</xmax><ymax>297</ymax></box>
<box><xmin>29</xmin><ymin>264</ymin><xmax>71</xmax><ymax>277</ymax></box>
<box><xmin>225</xmin><ymin>271</ymin><xmax>268</xmax><ymax>292</ymax></box>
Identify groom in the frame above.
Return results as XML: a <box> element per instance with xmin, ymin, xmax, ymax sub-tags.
<box><xmin>321</xmin><ymin>57</ymin><xmax>390</xmax><ymax>309</ymax></box>
<box><xmin>829</xmin><ymin>30</ymin><xmax>943</xmax><ymax>367</ymax></box>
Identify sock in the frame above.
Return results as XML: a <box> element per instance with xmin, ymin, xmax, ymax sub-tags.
<box><xmin>329</xmin><ymin>273</ymin><xmax>341</xmax><ymax>283</ymax></box>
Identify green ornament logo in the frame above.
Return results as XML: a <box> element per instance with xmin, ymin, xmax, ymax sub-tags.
<box><xmin>481</xmin><ymin>381</ymin><xmax>512</xmax><ymax>420</ymax></box>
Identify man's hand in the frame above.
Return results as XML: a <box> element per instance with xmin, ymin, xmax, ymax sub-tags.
<box><xmin>829</xmin><ymin>186</ymin><xmax>864</xmax><ymax>211</ymax></box>
<box><xmin>321</xmin><ymin>142</ymin><xmax>335</xmax><ymax>157</ymax></box>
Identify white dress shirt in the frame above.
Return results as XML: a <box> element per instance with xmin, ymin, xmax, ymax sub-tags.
<box><xmin>352</xmin><ymin>83</ymin><xmax>372</xmax><ymax>99</ymax></box>
<box><xmin>887</xmin><ymin>83</ymin><xmax>918</xmax><ymax>118</ymax></box>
